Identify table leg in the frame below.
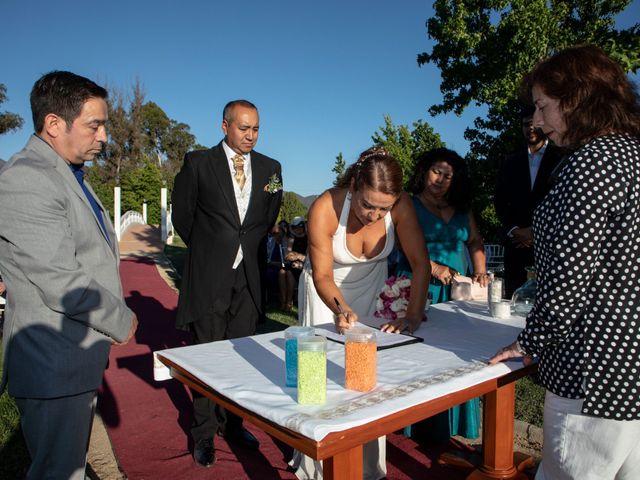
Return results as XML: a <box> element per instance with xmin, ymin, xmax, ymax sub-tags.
<box><xmin>467</xmin><ymin>382</ymin><xmax>532</xmax><ymax>480</ymax></box>
<box><xmin>323</xmin><ymin>444</ymin><xmax>363</xmax><ymax>480</ymax></box>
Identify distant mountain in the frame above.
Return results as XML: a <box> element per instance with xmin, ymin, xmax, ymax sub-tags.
<box><xmin>294</xmin><ymin>193</ymin><xmax>318</xmax><ymax>209</ymax></box>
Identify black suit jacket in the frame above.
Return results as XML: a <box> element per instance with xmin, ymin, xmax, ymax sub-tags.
<box><xmin>494</xmin><ymin>143</ymin><xmax>562</xmax><ymax>294</ymax></box>
<box><xmin>172</xmin><ymin>142</ymin><xmax>282</xmax><ymax>328</ymax></box>
<box><xmin>495</xmin><ymin>144</ymin><xmax>562</xmax><ymax>233</ymax></box>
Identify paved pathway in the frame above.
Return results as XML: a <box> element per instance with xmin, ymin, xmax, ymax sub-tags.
<box><xmin>118</xmin><ymin>224</ymin><xmax>164</xmax><ymax>256</ymax></box>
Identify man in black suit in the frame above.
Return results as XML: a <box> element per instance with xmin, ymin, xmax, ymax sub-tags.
<box><xmin>172</xmin><ymin>99</ymin><xmax>282</xmax><ymax>468</ymax></box>
<box><xmin>495</xmin><ymin>106</ymin><xmax>562</xmax><ymax>298</ymax></box>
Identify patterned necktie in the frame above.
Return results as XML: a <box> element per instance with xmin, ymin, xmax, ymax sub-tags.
<box><xmin>233</xmin><ymin>154</ymin><xmax>246</xmax><ymax>190</ymax></box>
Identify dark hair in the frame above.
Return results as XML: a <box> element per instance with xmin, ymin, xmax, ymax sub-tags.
<box><xmin>522</xmin><ymin>44</ymin><xmax>640</xmax><ymax>149</ymax></box>
<box><xmin>30</xmin><ymin>71</ymin><xmax>108</xmax><ymax>133</ymax></box>
<box><xmin>519</xmin><ymin>103</ymin><xmax>535</xmax><ymax>119</ymax></box>
<box><xmin>407</xmin><ymin>147</ymin><xmax>471</xmax><ymax>212</ymax></box>
<box><xmin>223</xmin><ymin>99</ymin><xmax>258</xmax><ymax>122</ymax></box>
<box><xmin>336</xmin><ymin>146</ymin><xmax>403</xmax><ymax>196</ymax></box>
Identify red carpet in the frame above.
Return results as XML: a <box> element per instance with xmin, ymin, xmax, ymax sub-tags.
<box><xmin>99</xmin><ymin>256</ymin><xmax>473</xmax><ymax>479</ymax></box>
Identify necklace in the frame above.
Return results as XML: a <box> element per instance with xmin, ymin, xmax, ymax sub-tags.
<box><xmin>420</xmin><ymin>191</ymin><xmax>448</xmax><ymax>210</ymax></box>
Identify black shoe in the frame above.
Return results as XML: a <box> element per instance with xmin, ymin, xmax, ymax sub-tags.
<box><xmin>220</xmin><ymin>427</ymin><xmax>260</xmax><ymax>450</ymax></box>
<box><xmin>193</xmin><ymin>437</ymin><xmax>216</xmax><ymax>468</ymax></box>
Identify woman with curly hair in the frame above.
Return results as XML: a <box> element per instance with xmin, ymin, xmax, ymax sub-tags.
<box><xmin>396</xmin><ymin>147</ymin><xmax>487</xmax><ymax>445</ymax></box>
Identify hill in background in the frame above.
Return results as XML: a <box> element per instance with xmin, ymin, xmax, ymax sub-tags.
<box><xmin>295</xmin><ymin>193</ymin><xmax>318</xmax><ymax>209</ymax></box>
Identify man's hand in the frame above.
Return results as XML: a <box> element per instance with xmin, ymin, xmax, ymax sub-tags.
<box><xmin>114</xmin><ymin>313</ymin><xmax>138</xmax><ymax>346</ymax></box>
<box><xmin>488</xmin><ymin>340</ymin><xmax>534</xmax><ymax>366</ymax></box>
<box><xmin>511</xmin><ymin>227</ymin><xmax>533</xmax><ymax>248</ymax></box>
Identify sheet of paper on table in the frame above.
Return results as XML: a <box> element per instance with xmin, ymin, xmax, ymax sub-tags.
<box><xmin>312</xmin><ymin>319</ymin><xmax>423</xmax><ymax>350</ymax></box>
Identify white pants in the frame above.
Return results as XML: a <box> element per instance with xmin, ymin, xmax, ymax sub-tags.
<box><xmin>536</xmin><ymin>390</ymin><xmax>640</xmax><ymax>480</ymax></box>
<box><xmin>290</xmin><ymin>437</ymin><xmax>386</xmax><ymax>480</ymax></box>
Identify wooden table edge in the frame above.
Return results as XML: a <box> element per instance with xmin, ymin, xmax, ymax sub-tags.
<box><xmin>158</xmin><ymin>354</ymin><xmax>536</xmax><ymax>461</ymax></box>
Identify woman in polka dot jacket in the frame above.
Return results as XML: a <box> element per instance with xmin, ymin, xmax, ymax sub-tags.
<box><xmin>490</xmin><ymin>45</ymin><xmax>640</xmax><ymax>479</ymax></box>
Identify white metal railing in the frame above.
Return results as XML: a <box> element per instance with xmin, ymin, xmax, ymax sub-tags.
<box><xmin>119</xmin><ymin>210</ymin><xmax>145</xmax><ymax>239</ymax></box>
<box><xmin>166</xmin><ymin>204</ymin><xmax>174</xmax><ymax>243</ymax></box>
<box><xmin>485</xmin><ymin>244</ymin><xmax>505</xmax><ymax>272</ymax></box>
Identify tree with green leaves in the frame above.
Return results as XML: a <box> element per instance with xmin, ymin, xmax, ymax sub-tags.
<box><xmin>371</xmin><ymin>114</ymin><xmax>444</xmax><ymax>185</ymax></box>
<box><xmin>419</xmin><ymin>0</ymin><xmax>639</xmax><ymax>160</ymax></box>
<box><xmin>160</xmin><ymin>120</ymin><xmax>197</xmax><ymax>183</ymax></box>
<box><xmin>0</xmin><ymin>84</ymin><xmax>24</xmax><ymax>136</ymax></box>
<box><xmin>141</xmin><ymin>101</ymin><xmax>171</xmax><ymax>164</ymax></box>
<box><xmin>101</xmin><ymin>86</ymin><xmax>132</xmax><ymax>180</ymax></box>
<box><xmin>417</xmin><ymin>0</ymin><xmax>639</xmax><ymax>241</ymax></box>
<box><xmin>99</xmin><ymin>80</ymin><xmax>146</xmax><ymax>181</ymax></box>
<box><xmin>119</xmin><ymin>158</ymin><xmax>164</xmax><ymax>224</ymax></box>
<box><xmin>88</xmin><ymin>81</ymin><xmax>199</xmax><ymax>222</ymax></box>
<box><xmin>279</xmin><ymin>192</ymin><xmax>308</xmax><ymax>224</ymax></box>
<box><xmin>332</xmin><ymin>152</ymin><xmax>345</xmax><ymax>185</ymax></box>
<box><xmin>140</xmin><ymin>101</ymin><xmax>197</xmax><ymax>185</ymax></box>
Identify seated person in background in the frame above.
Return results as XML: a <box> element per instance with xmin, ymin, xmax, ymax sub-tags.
<box><xmin>282</xmin><ymin>216</ymin><xmax>308</xmax><ymax>310</ymax></box>
<box><xmin>278</xmin><ymin>219</ymin><xmax>289</xmax><ymax>238</ymax></box>
<box><xmin>292</xmin><ymin>146</ymin><xmax>430</xmax><ymax>480</ymax></box>
<box><xmin>397</xmin><ymin>147</ymin><xmax>487</xmax><ymax>446</ymax></box>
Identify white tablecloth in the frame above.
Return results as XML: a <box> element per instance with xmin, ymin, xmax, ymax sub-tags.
<box><xmin>156</xmin><ymin>301</ymin><xmax>525</xmax><ymax>442</ymax></box>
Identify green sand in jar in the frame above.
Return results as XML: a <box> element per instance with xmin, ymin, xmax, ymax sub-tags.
<box><xmin>297</xmin><ymin>349</ymin><xmax>326</xmax><ymax>405</ymax></box>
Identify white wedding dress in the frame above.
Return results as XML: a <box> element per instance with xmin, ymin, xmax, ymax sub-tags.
<box><xmin>292</xmin><ymin>191</ymin><xmax>395</xmax><ymax>480</ymax></box>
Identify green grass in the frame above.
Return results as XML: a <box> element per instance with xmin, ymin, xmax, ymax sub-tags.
<box><xmin>0</xmin><ymin>342</ymin><xmax>30</xmax><ymax>479</ymax></box>
<box><xmin>164</xmin><ymin>235</ymin><xmax>187</xmax><ymax>290</ymax></box>
<box><xmin>515</xmin><ymin>375</ymin><xmax>545</xmax><ymax>428</ymax></box>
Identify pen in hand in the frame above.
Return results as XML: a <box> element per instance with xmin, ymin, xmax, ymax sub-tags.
<box><xmin>334</xmin><ymin>297</ymin><xmax>354</xmax><ymax>332</ymax></box>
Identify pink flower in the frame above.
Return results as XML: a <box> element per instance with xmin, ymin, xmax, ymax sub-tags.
<box><xmin>374</xmin><ymin>275</ymin><xmax>412</xmax><ymax>321</ymax></box>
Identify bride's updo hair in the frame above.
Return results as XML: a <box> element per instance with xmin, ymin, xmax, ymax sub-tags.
<box><xmin>336</xmin><ymin>147</ymin><xmax>403</xmax><ymax>197</ymax></box>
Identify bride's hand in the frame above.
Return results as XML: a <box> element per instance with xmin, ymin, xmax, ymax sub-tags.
<box><xmin>334</xmin><ymin>310</ymin><xmax>357</xmax><ymax>334</ymax></box>
<box><xmin>380</xmin><ymin>312</ymin><xmax>421</xmax><ymax>334</ymax></box>
<box><xmin>380</xmin><ymin>317</ymin><xmax>405</xmax><ymax>333</ymax></box>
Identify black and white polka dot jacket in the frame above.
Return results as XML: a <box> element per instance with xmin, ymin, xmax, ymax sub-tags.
<box><xmin>518</xmin><ymin>134</ymin><xmax>640</xmax><ymax>420</ymax></box>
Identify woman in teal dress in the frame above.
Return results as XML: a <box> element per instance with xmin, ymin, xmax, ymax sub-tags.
<box><xmin>398</xmin><ymin>148</ymin><xmax>489</xmax><ymax>444</ymax></box>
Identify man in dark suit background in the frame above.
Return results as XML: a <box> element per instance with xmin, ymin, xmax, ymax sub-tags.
<box><xmin>172</xmin><ymin>99</ymin><xmax>282</xmax><ymax>468</ymax></box>
<box><xmin>495</xmin><ymin>105</ymin><xmax>562</xmax><ymax>298</ymax></box>
<box><xmin>0</xmin><ymin>71</ymin><xmax>137</xmax><ymax>479</ymax></box>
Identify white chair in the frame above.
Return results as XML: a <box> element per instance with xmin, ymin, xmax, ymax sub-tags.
<box><xmin>484</xmin><ymin>244</ymin><xmax>505</xmax><ymax>273</ymax></box>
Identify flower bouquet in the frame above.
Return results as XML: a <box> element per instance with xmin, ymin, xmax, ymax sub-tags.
<box><xmin>374</xmin><ymin>275</ymin><xmax>412</xmax><ymax>320</ymax></box>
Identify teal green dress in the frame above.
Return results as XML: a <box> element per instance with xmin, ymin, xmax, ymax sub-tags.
<box><xmin>398</xmin><ymin>196</ymin><xmax>480</xmax><ymax>442</ymax></box>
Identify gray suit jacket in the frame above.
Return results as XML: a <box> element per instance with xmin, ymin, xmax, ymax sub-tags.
<box><xmin>0</xmin><ymin>135</ymin><xmax>133</xmax><ymax>398</ymax></box>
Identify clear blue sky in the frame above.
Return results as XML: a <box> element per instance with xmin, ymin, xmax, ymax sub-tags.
<box><xmin>1</xmin><ymin>0</ymin><xmax>638</xmax><ymax>196</ymax></box>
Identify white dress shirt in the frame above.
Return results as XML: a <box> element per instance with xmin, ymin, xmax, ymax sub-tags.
<box><xmin>528</xmin><ymin>140</ymin><xmax>548</xmax><ymax>189</ymax></box>
<box><xmin>222</xmin><ymin>141</ymin><xmax>252</xmax><ymax>269</ymax></box>
<box><xmin>508</xmin><ymin>140</ymin><xmax>550</xmax><ymax>237</ymax></box>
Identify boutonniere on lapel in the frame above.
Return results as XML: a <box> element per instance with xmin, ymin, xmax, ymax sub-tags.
<box><xmin>264</xmin><ymin>174</ymin><xmax>283</xmax><ymax>194</ymax></box>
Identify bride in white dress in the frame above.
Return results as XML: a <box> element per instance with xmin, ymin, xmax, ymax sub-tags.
<box><xmin>291</xmin><ymin>147</ymin><xmax>430</xmax><ymax>480</ymax></box>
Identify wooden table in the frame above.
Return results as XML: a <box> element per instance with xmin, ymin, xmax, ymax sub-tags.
<box><xmin>158</xmin><ymin>302</ymin><xmax>536</xmax><ymax>480</ymax></box>
<box><xmin>161</xmin><ymin>357</ymin><xmax>535</xmax><ymax>479</ymax></box>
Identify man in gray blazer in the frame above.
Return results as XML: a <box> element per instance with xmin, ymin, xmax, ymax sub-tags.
<box><xmin>0</xmin><ymin>71</ymin><xmax>137</xmax><ymax>479</ymax></box>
